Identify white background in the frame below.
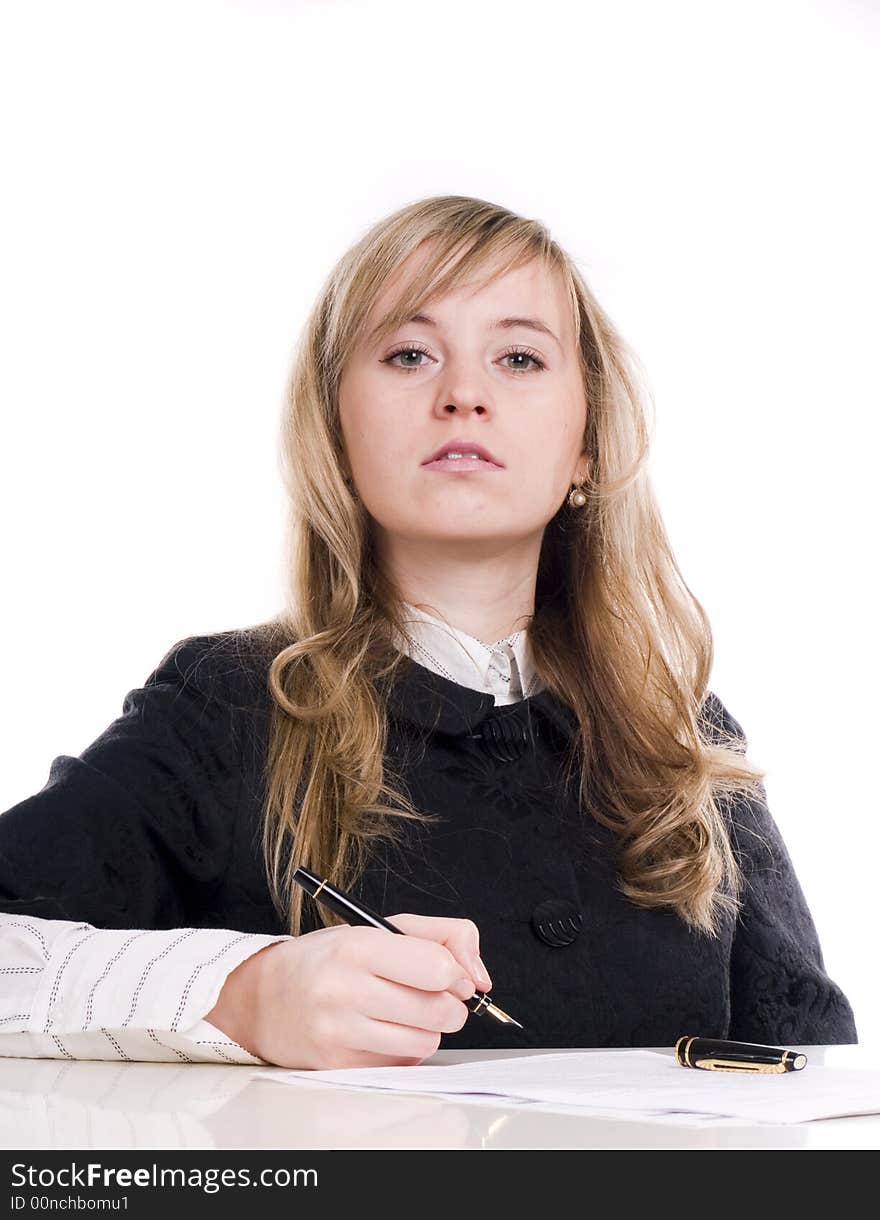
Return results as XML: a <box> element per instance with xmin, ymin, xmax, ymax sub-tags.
<box><xmin>1</xmin><ymin>0</ymin><xmax>877</xmax><ymax>1043</ymax></box>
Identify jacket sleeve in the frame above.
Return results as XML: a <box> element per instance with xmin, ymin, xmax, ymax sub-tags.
<box><xmin>0</xmin><ymin>633</ymin><xmax>292</xmax><ymax>1063</ymax></box>
<box><xmin>703</xmin><ymin>691</ymin><xmax>858</xmax><ymax>1045</ymax></box>
<box><xmin>0</xmin><ymin>633</ymin><xmax>254</xmax><ymax>929</ymax></box>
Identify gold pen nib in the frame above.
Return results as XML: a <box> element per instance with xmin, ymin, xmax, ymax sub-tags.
<box><xmin>483</xmin><ymin>999</ymin><xmax>524</xmax><ymax>1029</ymax></box>
<box><xmin>468</xmin><ymin>991</ymin><xmax>524</xmax><ymax>1028</ymax></box>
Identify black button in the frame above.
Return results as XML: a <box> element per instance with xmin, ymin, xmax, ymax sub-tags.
<box><xmin>477</xmin><ymin>707</ymin><xmax>536</xmax><ymax>762</ymax></box>
<box><xmin>531</xmin><ymin>897</ymin><xmax>583</xmax><ymax>947</ymax></box>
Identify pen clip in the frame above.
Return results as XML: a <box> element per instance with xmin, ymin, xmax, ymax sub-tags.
<box><xmin>694</xmin><ymin>1057</ymin><xmax>787</xmax><ymax>1074</ymax></box>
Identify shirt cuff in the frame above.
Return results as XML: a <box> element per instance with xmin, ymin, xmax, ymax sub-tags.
<box><xmin>28</xmin><ymin>921</ymin><xmax>293</xmax><ymax>1055</ymax></box>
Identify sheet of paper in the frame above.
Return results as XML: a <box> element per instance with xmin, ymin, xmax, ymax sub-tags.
<box><xmin>252</xmin><ymin>1050</ymin><xmax>880</xmax><ymax>1125</ymax></box>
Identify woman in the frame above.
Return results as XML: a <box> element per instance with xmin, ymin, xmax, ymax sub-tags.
<box><xmin>0</xmin><ymin>195</ymin><xmax>857</xmax><ymax>1070</ymax></box>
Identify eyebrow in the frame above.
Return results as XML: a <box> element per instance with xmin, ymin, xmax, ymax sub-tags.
<box><xmin>376</xmin><ymin>312</ymin><xmax>562</xmax><ymax>351</ymax></box>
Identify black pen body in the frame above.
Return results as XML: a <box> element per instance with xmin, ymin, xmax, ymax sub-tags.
<box><xmin>293</xmin><ymin>866</ymin><xmax>398</xmax><ymax>932</ymax></box>
<box><xmin>676</xmin><ymin>1035</ymin><xmax>807</xmax><ymax>1072</ymax></box>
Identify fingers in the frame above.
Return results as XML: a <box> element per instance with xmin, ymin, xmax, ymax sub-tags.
<box><xmin>299</xmin><ymin>982</ymin><xmax>455</xmax><ymax>1065</ymax></box>
<box><xmin>357</xmin><ymin>973</ymin><xmax>471</xmax><ymax>1036</ymax></box>
<box><xmin>447</xmin><ymin>975</ymin><xmax>479</xmax><ymax>1002</ymax></box>
<box><xmin>339</xmin><ymin>1015</ymin><xmax>445</xmax><ymax>1062</ymax></box>
<box><xmin>342</xmin><ymin>924</ymin><xmax>478</xmax><ymax>1000</ymax></box>
<box><xmin>383</xmin><ymin>914</ymin><xmax>493</xmax><ymax>991</ymax></box>
<box><xmin>331</xmin><ymin>1049</ymin><xmax>427</xmax><ymax>1069</ymax></box>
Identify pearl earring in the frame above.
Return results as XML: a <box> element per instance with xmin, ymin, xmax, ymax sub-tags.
<box><xmin>568</xmin><ymin>484</ymin><xmax>587</xmax><ymax>509</ymax></box>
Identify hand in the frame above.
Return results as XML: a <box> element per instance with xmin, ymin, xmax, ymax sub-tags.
<box><xmin>204</xmin><ymin>914</ymin><xmax>493</xmax><ymax>1070</ymax></box>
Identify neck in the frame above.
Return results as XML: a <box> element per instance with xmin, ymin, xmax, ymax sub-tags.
<box><xmin>382</xmin><ymin>535</ymin><xmax>539</xmax><ymax>644</ymax></box>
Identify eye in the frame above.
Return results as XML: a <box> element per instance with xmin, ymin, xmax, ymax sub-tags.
<box><xmin>499</xmin><ymin>346</ymin><xmax>547</xmax><ymax>373</ymax></box>
<box><xmin>381</xmin><ymin>344</ymin><xmax>548</xmax><ymax>375</ymax></box>
<box><xmin>382</xmin><ymin>343</ymin><xmax>432</xmax><ymax>373</ymax></box>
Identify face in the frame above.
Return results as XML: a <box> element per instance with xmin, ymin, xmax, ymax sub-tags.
<box><xmin>337</xmin><ymin>252</ymin><xmax>589</xmax><ymax>557</ymax></box>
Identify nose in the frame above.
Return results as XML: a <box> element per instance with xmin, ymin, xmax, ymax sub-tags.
<box><xmin>432</xmin><ymin>353</ymin><xmax>494</xmax><ymax>419</ymax></box>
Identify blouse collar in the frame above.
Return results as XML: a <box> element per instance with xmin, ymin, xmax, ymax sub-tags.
<box><xmin>391</xmin><ymin>602</ymin><xmax>543</xmax><ymax>706</ymax></box>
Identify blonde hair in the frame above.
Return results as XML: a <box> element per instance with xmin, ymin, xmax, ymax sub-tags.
<box><xmin>247</xmin><ymin>194</ymin><xmax>766</xmax><ymax>939</ymax></box>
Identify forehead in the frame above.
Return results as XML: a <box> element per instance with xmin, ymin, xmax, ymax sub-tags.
<box><xmin>367</xmin><ymin>251</ymin><xmax>571</xmax><ymax>340</ymax></box>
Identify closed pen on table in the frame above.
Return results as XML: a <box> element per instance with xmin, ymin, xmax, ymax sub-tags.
<box><xmin>675</xmin><ymin>1036</ymin><xmax>808</xmax><ymax>1073</ymax></box>
<box><xmin>292</xmin><ymin>866</ymin><xmax>523</xmax><ymax>1028</ymax></box>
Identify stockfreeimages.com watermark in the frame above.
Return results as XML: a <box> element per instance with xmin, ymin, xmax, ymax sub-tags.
<box><xmin>10</xmin><ymin>1162</ymin><xmax>317</xmax><ymax>1197</ymax></box>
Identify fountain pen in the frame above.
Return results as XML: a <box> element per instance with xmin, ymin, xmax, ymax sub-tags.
<box><xmin>675</xmin><ymin>1036</ymin><xmax>807</xmax><ymax>1073</ymax></box>
<box><xmin>292</xmin><ymin>866</ymin><xmax>523</xmax><ymax>1028</ymax></box>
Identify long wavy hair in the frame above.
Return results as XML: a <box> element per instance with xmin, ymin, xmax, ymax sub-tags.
<box><xmin>246</xmin><ymin>194</ymin><xmax>767</xmax><ymax>940</ymax></box>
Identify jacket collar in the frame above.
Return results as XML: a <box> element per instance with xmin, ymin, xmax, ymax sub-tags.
<box><xmin>383</xmin><ymin>654</ymin><xmax>579</xmax><ymax>744</ymax></box>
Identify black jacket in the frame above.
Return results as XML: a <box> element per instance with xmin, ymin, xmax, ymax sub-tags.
<box><xmin>0</xmin><ymin>632</ymin><xmax>857</xmax><ymax>1049</ymax></box>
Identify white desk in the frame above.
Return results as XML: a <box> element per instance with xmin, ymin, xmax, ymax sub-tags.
<box><xmin>1</xmin><ymin>1046</ymin><xmax>878</xmax><ymax>1150</ymax></box>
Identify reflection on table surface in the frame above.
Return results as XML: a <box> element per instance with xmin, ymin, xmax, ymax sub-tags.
<box><xmin>1</xmin><ymin>1045</ymin><xmax>878</xmax><ymax>1150</ymax></box>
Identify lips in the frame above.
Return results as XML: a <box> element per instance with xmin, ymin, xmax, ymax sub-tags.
<box><xmin>421</xmin><ymin>439</ymin><xmax>504</xmax><ymax>467</ymax></box>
